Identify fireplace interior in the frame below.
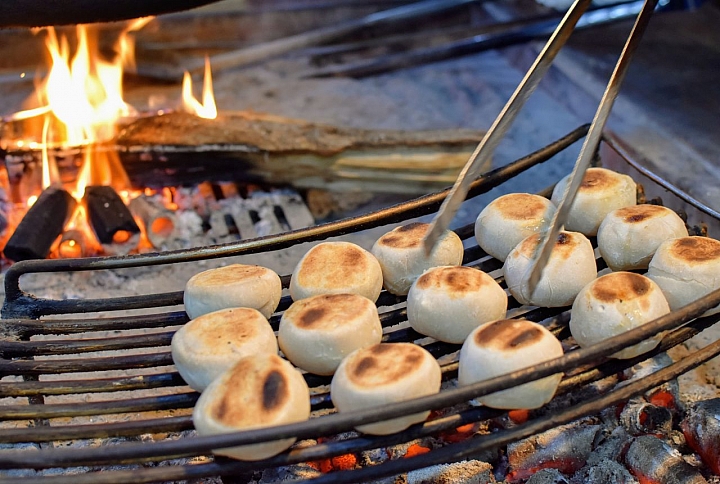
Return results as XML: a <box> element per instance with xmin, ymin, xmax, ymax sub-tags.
<box><xmin>0</xmin><ymin>0</ymin><xmax>719</xmax><ymax>483</ymax></box>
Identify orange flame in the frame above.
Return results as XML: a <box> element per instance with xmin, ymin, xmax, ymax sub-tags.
<box><xmin>182</xmin><ymin>56</ymin><xmax>217</xmax><ymax>119</ymax></box>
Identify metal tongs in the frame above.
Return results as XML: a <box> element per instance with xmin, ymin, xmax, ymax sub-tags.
<box><xmin>423</xmin><ymin>0</ymin><xmax>659</xmax><ymax>296</ymax></box>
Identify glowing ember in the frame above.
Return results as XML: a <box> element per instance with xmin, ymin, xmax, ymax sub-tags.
<box><xmin>182</xmin><ymin>56</ymin><xmax>217</xmax><ymax>119</ymax></box>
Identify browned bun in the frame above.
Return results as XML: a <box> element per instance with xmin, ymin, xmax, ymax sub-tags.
<box><xmin>571</xmin><ymin>272</ymin><xmax>670</xmax><ymax>358</ymax></box>
<box><xmin>597</xmin><ymin>204</ymin><xmax>688</xmax><ymax>271</ymax></box>
<box><xmin>371</xmin><ymin>223</ymin><xmax>464</xmax><ymax>295</ymax></box>
<box><xmin>503</xmin><ymin>231</ymin><xmax>597</xmax><ymax>307</ymax></box>
<box><xmin>331</xmin><ymin>343</ymin><xmax>441</xmax><ymax>434</ymax></box>
<box><xmin>192</xmin><ymin>353</ymin><xmax>310</xmax><ymax>461</ymax></box>
<box><xmin>290</xmin><ymin>241</ymin><xmax>383</xmax><ymax>302</ymax></box>
<box><xmin>458</xmin><ymin>319</ymin><xmax>563</xmax><ymax>409</ymax></box>
<box><xmin>646</xmin><ymin>236</ymin><xmax>720</xmax><ymax>316</ymax></box>
<box><xmin>171</xmin><ymin>307</ymin><xmax>278</xmax><ymax>391</ymax></box>
<box><xmin>407</xmin><ymin>265</ymin><xmax>507</xmax><ymax>343</ymax></box>
<box><xmin>184</xmin><ymin>264</ymin><xmax>282</xmax><ymax>319</ymax></box>
<box><xmin>278</xmin><ymin>293</ymin><xmax>383</xmax><ymax>375</ymax></box>
<box><xmin>474</xmin><ymin>193</ymin><xmax>556</xmax><ymax>261</ymax></box>
<box><xmin>551</xmin><ymin>167</ymin><xmax>636</xmax><ymax>236</ymax></box>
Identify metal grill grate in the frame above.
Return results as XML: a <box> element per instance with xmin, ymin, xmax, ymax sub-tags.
<box><xmin>2</xmin><ymin>125</ymin><xmax>720</xmax><ymax>484</ymax></box>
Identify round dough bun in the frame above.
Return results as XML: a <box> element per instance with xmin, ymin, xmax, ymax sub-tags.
<box><xmin>171</xmin><ymin>307</ymin><xmax>278</xmax><ymax>392</ymax></box>
<box><xmin>331</xmin><ymin>343</ymin><xmax>441</xmax><ymax>435</ymax></box>
<box><xmin>289</xmin><ymin>241</ymin><xmax>383</xmax><ymax>302</ymax></box>
<box><xmin>646</xmin><ymin>236</ymin><xmax>720</xmax><ymax>316</ymax></box>
<box><xmin>458</xmin><ymin>319</ymin><xmax>563</xmax><ymax>409</ymax></box>
<box><xmin>278</xmin><ymin>293</ymin><xmax>383</xmax><ymax>375</ymax></box>
<box><xmin>503</xmin><ymin>231</ymin><xmax>597</xmax><ymax>307</ymax></box>
<box><xmin>570</xmin><ymin>272</ymin><xmax>670</xmax><ymax>359</ymax></box>
<box><xmin>597</xmin><ymin>204</ymin><xmax>688</xmax><ymax>271</ymax></box>
<box><xmin>193</xmin><ymin>353</ymin><xmax>310</xmax><ymax>461</ymax></box>
<box><xmin>474</xmin><ymin>193</ymin><xmax>556</xmax><ymax>261</ymax></box>
<box><xmin>551</xmin><ymin>167</ymin><xmax>636</xmax><ymax>236</ymax></box>
<box><xmin>407</xmin><ymin>265</ymin><xmax>508</xmax><ymax>344</ymax></box>
<box><xmin>371</xmin><ymin>222</ymin><xmax>464</xmax><ymax>296</ymax></box>
<box><xmin>184</xmin><ymin>264</ymin><xmax>282</xmax><ymax>320</ymax></box>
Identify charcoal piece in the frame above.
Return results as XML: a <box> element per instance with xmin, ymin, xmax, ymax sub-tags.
<box><xmin>625</xmin><ymin>435</ymin><xmax>708</xmax><ymax>484</ymax></box>
<box><xmin>619</xmin><ymin>397</ymin><xmax>673</xmax><ymax>436</ymax></box>
<box><xmin>506</xmin><ymin>420</ymin><xmax>601</xmax><ymax>482</ymax></box>
<box><xmin>84</xmin><ymin>186</ymin><xmax>140</xmax><ymax>246</ymax></box>
<box><xmin>680</xmin><ymin>399</ymin><xmax>720</xmax><ymax>475</ymax></box>
<box><xmin>572</xmin><ymin>459</ymin><xmax>636</xmax><ymax>484</ymax></box>
<box><xmin>3</xmin><ymin>187</ymin><xmax>75</xmax><ymax>261</ymax></box>
<box><xmin>525</xmin><ymin>468</ymin><xmax>569</xmax><ymax>484</ymax></box>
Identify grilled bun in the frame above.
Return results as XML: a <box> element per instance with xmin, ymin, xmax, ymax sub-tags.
<box><xmin>597</xmin><ymin>205</ymin><xmax>688</xmax><ymax>271</ymax></box>
<box><xmin>570</xmin><ymin>272</ymin><xmax>670</xmax><ymax>359</ymax></box>
<box><xmin>474</xmin><ymin>193</ymin><xmax>556</xmax><ymax>261</ymax></box>
<box><xmin>371</xmin><ymin>222</ymin><xmax>464</xmax><ymax>296</ymax></box>
<box><xmin>551</xmin><ymin>167</ymin><xmax>636</xmax><ymax>236</ymax></box>
<box><xmin>407</xmin><ymin>266</ymin><xmax>507</xmax><ymax>344</ymax></box>
<box><xmin>646</xmin><ymin>236</ymin><xmax>720</xmax><ymax>316</ymax></box>
<box><xmin>458</xmin><ymin>319</ymin><xmax>563</xmax><ymax>409</ymax></box>
<box><xmin>193</xmin><ymin>353</ymin><xmax>310</xmax><ymax>461</ymax></box>
<box><xmin>278</xmin><ymin>294</ymin><xmax>383</xmax><ymax>375</ymax></box>
<box><xmin>290</xmin><ymin>241</ymin><xmax>383</xmax><ymax>302</ymax></box>
<box><xmin>503</xmin><ymin>231</ymin><xmax>597</xmax><ymax>307</ymax></box>
<box><xmin>184</xmin><ymin>264</ymin><xmax>282</xmax><ymax>319</ymax></box>
<box><xmin>331</xmin><ymin>343</ymin><xmax>441</xmax><ymax>434</ymax></box>
<box><xmin>171</xmin><ymin>307</ymin><xmax>278</xmax><ymax>392</ymax></box>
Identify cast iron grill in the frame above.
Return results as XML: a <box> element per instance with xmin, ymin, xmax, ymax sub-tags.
<box><xmin>1</xmin><ymin>125</ymin><xmax>720</xmax><ymax>484</ymax></box>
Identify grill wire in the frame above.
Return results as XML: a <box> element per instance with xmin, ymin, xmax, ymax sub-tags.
<box><xmin>1</xmin><ymin>124</ymin><xmax>720</xmax><ymax>484</ymax></box>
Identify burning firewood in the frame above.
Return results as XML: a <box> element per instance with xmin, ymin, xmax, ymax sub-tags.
<box><xmin>84</xmin><ymin>186</ymin><xmax>141</xmax><ymax>255</ymax></box>
<box><xmin>116</xmin><ymin>111</ymin><xmax>486</xmax><ymax>194</ymax></box>
<box><xmin>3</xmin><ymin>186</ymin><xmax>75</xmax><ymax>261</ymax></box>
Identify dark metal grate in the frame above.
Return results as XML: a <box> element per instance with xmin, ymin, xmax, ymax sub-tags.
<box><xmin>1</xmin><ymin>125</ymin><xmax>720</xmax><ymax>484</ymax></box>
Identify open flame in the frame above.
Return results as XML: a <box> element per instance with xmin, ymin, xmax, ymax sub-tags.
<box><xmin>182</xmin><ymin>56</ymin><xmax>217</xmax><ymax>119</ymax></box>
<box><xmin>1</xmin><ymin>18</ymin><xmax>218</xmax><ymax>260</ymax></box>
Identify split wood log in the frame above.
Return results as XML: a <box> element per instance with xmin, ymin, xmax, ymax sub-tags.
<box><xmin>116</xmin><ymin>111</ymin><xmax>486</xmax><ymax>194</ymax></box>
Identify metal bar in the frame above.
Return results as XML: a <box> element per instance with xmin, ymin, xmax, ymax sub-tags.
<box><xmin>306</xmin><ymin>1</ymin><xmax>646</xmax><ymax>79</ymax></box>
<box><xmin>0</xmin><ymin>352</ymin><xmax>174</xmax><ymax>378</ymax></box>
<box><xmin>0</xmin><ymin>372</ymin><xmax>185</xmax><ymax>398</ymax></box>
<box><xmin>0</xmin><ymin>312</ymin><xmax>188</xmax><ymax>338</ymax></box>
<box><xmin>422</xmin><ymin>0</ymin><xmax>592</xmax><ymax>255</ymax></box>
<box><xmin>0</xmin><ymin>416</ymin><xmax>194</xmax><ymax>444</ymax></box>
<box><xmin>0</xmin><ymin>331</ymin><xmax>175</xmax><ymax>358</ymax></box>
<box><xmin>0</xmin><ymin>392</ymin><xmax>198</xmax><ymax>421</ymax></box>
<box><xmin>185</xmin><ymin>0</ymin><xmax>480</xmax><ymax>74</ymax></box>
<box><xmin>526</xmin><ymin>0</ymin><xmax>659</xmax><ymax>294</ymax></box>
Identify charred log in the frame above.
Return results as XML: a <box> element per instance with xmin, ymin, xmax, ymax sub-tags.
<box><xmin>680</xmin><ymin>399</ymin><xmax>720</xmax><ymax>475</ymax></box>
<box><xmin>625</xmin><ymin>435</ymin><xmax>707</xmax><ymax>484</ymax></box>
<box><xmin>84</xmin><ymin>186</ymin><xmax>140</xmax><ymax>255</ymax></box>
<box><xmin>3</xmin><ymin>187</ymin><xmax>75</xmax><ymax>262</ymax></box>
<box><xmin>506</xmin><ymin>420</ymin><xmax>602</xmax><ymax>483</ymax></box>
